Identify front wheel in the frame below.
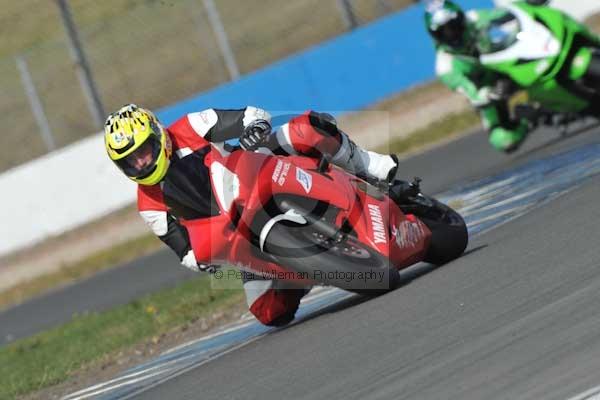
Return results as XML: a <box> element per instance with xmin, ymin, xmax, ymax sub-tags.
<box><xmin>584</xmin><ymin>49</ymin><xmax>600</xmax><ymax>91</ymax></box>
<box><xmin>397</xmin><ymin>194</ymin><xmax>468</xmax><ymax>265</ymax></box>
<box><xmin>262</xmin><ymin>223</ymin><xmax>401</xmax><ymax>294</ymax></box>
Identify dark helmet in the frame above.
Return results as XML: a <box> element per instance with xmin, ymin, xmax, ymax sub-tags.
<box><xmin>425</xmin><ymin>1</ymin><xmax>469</xmax><ymax>49</ymax></box>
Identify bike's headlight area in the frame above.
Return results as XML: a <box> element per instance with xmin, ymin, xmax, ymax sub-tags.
<box><xmin>483</xmin><ymin>18</ymin><xmax>520</xmax><ymax>53</ymax></box>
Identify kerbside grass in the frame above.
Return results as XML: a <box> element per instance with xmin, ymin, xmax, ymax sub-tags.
<box><xmin>0</xmin><ymin>273</ymin><xmax>245</xmax><ymax>400</ymax></box>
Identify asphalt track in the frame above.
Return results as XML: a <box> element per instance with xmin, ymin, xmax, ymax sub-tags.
<box><xmin>131</xmin><ymin>174</ymin><xmax>600</xmax><ymax>400</ymax></box>
<box><xmin>0</xmin><ymin>122</ymin><xmax>598</xmax><ymax>348</ymax></box>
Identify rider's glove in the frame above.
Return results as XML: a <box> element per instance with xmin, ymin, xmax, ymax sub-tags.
<box><xmin>240</xmin><ymin>119</ymin><xmax>272</xmax><ymax>151</ymax></box>
<box><xmin>181</xmin><ymin>250</ymin><xmax>219</xmax><ymax>273</ymax></box>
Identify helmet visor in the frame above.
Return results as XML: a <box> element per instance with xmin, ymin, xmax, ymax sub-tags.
<box><xmin>433</xmin><ymin>16</ymin><xmax>465</xmax><ymax>47</ymax></box>
<box><xmin>115</xmin><ymin>135</ymin><xmax>161</xmax><ymax>179</ymax></box>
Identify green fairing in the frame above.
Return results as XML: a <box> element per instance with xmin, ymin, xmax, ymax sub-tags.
<box><xmin>477</xmin><ymin>1</ymin><xmax>600</xmax><ymax>112</ymax></box>
<box><xmin>432</xmin><ymin>1</ymin><xmax>600</xmax><ymax>152</ymax></box>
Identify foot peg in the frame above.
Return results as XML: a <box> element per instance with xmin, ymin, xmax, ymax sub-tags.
<box><xmin>410</xmin><ymin>177</ymin><xmax>422</xmax><ymax>192</ymax></box>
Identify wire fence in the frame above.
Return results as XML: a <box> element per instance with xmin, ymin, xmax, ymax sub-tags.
<box><xmin>1</xmin><ymin>0</ymin><xmax>417</xmax><ymax>172</ymax></box>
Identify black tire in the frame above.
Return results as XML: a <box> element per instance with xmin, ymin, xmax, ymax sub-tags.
<box><xmin>262</xmin><ymin>223</ymin><xmax>401</xmax><ymax>294</ymax></box>
<box><xmin>585</xmin><ymin>50</ymin><xmax>600</xmax><ymax>90</ymax></box>
<box><xmin>417</xmin><ymin>198</ymin><xmax>468</xmax><ymax>265</ymax></box>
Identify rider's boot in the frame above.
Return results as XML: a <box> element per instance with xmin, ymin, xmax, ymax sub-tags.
<box><xmin>329</xmin><ymin>131</ymin><xmax>424</xmax><ymax>204</ymax></box>
<box><xmin>489</xmin><ymin>123</ymin><xmax>528</xmax><ymax>153</ymax></box>
<box><xmin>305</xmin><ymin>111</ymin><xmax>416</xmax><ymax>201</ymax></box>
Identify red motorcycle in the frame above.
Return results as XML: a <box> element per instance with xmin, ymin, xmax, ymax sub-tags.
<box><xmin>182</xmin><ymin>149</ymin><xmax>468</xmax><ymax>292</ymax></box>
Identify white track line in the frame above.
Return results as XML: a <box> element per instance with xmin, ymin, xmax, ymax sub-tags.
<box><xmin>63</xmin><ymin>369</ymin><xmax>169</xmax><ymax>400</ymax></box>
<box><xmin>62</xmin><ymin>353</ymin><xmax>198</xmax><ymax>400</ymax></box>
<box><xmin>566</xmin><ymin>385</ymin><xmax>600</xmax><ymax>400</ymax></box>
<box><xmin>118</xmin><ymin>335</ymin><xmax>267</xmax><ymax>400</ymax></box>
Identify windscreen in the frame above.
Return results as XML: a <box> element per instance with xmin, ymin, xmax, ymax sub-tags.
<box><xmin>478</xmin><ymin>13</ymin><xmax>521</xmax><ymax>54</ymax></box>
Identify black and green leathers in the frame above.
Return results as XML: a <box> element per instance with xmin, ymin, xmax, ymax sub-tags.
<box><xmin>434</xmin><ymin>8</ymin><xmax>528</xmax><ymax>152</ymax></box>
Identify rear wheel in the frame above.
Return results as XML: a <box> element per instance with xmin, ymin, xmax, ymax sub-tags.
<box><xmin>262</xmin><ymin>223</ymin><xmax>401</xmax><ymax>294</ymax></box>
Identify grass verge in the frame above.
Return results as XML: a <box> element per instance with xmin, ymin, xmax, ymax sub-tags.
<box><xmin>0</xmin><ymin>273</ymin><xmax>245</xmax><ymax>400</ymax></box>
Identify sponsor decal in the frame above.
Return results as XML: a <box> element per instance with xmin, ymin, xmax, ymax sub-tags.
<box><xmin>198</xmin><ymin>110</ymin><xmax>212</xmax><ymax>124</ymax></box>
<box><xmin>271</xmin><ymin>160</ymin><xmax>291</xmax><ymax>186</ymax></box>
<box><xmin>295</xmin><ymin>167</ymin><xmax>313</xmax><ymax>193</ymax></box>
<box><xmin>279</xmin><ymin>163</ymin><xmax>290</xmax><ymax>186</ymax></box>
<box><xmin>111</xmin><ymin>131</ymin><xmax>128</xmax><ymax>145</ymax></box>
<box><xmin>391</xmin><ymin>219</ymin><xmax>425</xmax><ymax>248</ymax></box>
<box><xmin>272</xmin><ymin>160</ymin><xmax>283</xmax><ymax>182</ymax></box>
<box><xmin>367</xmin><ymin>204</ymin><xmax>387</xmax><ymax>244</ymax></box>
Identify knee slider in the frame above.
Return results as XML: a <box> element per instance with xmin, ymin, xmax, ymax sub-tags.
<box><xmin>264</xmin><ymin>312</ymin><xmax>296</xmax><ymax>327</ymax></box>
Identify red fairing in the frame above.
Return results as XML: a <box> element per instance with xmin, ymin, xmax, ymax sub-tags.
<box><xmin>341</xmin><ymin>179</ymin><xmax>430</xmax><ymax>267</ymax></box>
<box><xmin>183</xmin><ymin>148</ymin><xmax>431</xmax><ymax>284</ymax></box>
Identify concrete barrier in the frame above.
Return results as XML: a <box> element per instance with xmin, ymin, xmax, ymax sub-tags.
<box><xmin>0</xmin><ymin>134</ymin><xmax>136</xmax><ymax>257</ymax></box>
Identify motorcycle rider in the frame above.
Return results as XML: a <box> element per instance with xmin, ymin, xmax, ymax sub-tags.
<box><xmin>104</xmin><ymin>104</ymin><xmax>399</xmax><ymax>326</ymax></box>
<box><xmin>424</xmin><ymin>0</ymin><xmax>538</xmax><ymax>153</ymax></box>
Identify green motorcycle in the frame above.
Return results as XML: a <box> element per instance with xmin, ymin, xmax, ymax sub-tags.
<box><xmin>478</xmin><ymin>1</ymin><xmax>600</xmax><ymax>130</ymax></box>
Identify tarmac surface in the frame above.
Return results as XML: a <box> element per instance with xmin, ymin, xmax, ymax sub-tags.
<box><xmin>129</xmin><ymin>174</ymin><xmax>600</xmax><ymax>400</ymax></box>
<box><xmin>59</xmin><ymin>122</ymin><xmax>600</xmax><ymax>400</ymax></box>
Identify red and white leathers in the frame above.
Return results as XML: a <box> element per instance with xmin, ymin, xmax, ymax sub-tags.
<box><xmin>138</xmin><ymin>108</ymin><xmax>397</xmax><ymax>326</ymax></box>
<box><xmin>268</xmin><ymin>111</ymin><xmax>397</xmax><ymax>181</ymax></box>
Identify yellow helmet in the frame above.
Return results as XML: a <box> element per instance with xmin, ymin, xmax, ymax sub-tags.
<box><xmin>104</xmin><ymin>104</ymin><xmax>172</xmax><ymax>185</ymax></box>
